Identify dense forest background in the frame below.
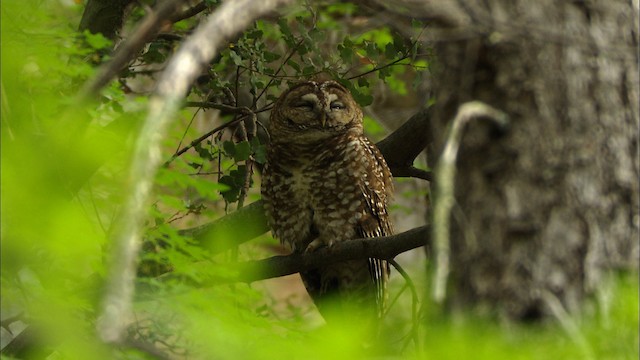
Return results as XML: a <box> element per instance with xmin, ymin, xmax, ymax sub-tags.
<box><xmin>1</xmin><ymin>0</ymin><xmax>638</xmax><ymax>359</ymax></box>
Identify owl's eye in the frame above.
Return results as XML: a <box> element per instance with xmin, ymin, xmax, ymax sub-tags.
<box><xmin>295</xmin><ymin>101</ymin><xmax>314</xmax><ymax>110</ymax></box>
<box><xmin>330</xmin><ymin>101</ymin><xmax>345</xmax><ymax>110</ymax></box>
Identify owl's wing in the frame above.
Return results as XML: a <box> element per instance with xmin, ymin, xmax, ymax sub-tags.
<box><xmin>357</xmin><ymin>138</ymin><xmax>394</xmax><ymax>317</ymax></box>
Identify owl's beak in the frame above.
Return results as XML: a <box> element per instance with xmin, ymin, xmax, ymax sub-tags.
<box><xmin>320</xmin><ymin>113</ymin><xmax>327</xmax><ymax>128</ymax></box>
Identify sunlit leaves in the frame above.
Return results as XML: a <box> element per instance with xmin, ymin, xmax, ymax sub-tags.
<box><xmin>81</xmin><ymin>30</ymin><xmax>112</xmax><ymax>50</ymax></box>
<box><xmin>219</xmin><ymin>166</ymin><xmax>247</xmax><ymax>203</ymax></box>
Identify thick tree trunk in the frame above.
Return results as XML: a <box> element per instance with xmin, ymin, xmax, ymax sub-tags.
<box><xmin>426</xmin><ymin>1</ymin><xmax>638</xmax><ymax>319</ymax></box>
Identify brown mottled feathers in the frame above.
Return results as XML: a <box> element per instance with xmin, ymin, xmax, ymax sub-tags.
<box><xmin>261</xmin><ymin>80</ymin><xmax>393</xmax><ymax>322</ymax></box>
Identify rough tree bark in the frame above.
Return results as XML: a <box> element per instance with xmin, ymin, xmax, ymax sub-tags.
<box><xmin>411</xmin><ymin>0</ymin><xmax>638</xmax><ymax>319</ymax></box>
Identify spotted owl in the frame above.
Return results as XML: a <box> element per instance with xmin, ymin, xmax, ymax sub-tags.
<box><xmin>261</xmin><ymin>80</ymin><xmax>393</xmax><ymax>324</ymax></box>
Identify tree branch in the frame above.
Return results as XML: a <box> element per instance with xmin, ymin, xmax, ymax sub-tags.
<box><xmin>201</xmin><ymin>225</ymin><xmax>429</xmax><ymax>284</ymax></box>
<box><xmin>376</xmin><ymin>107</ymin><xmax>432</xmax><ymax>171</ymax></box>
<box><xmin>179</xmin><ymin>200</ymin><xmax>268</xmax><ymax>253</ymax></box>
<box><xmin>81</xmin><ymin>0</ymin><xmax>189</xmax><ymax>98</ymax></box>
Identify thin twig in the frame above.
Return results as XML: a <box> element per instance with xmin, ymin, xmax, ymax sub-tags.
<box><xmin>389</xmin><ymin>259</ymin><xmax>422</xmax><ymax>355</ymax></box>
<box><xmin>184</xmin><ymin>102</ymin><xmax>252</xmax><ymax>113</ymax></box>
<box><xmin>346</xmin><ymin>55</ymin><xmax>409</xmax><ymax>80</ymax></box>
<box><xmin>174</xmin><ymin>107</ymin><xmax>201</xmax><ymax>155</ymax></box>
<box><xmin>252</xmin><ymin>38</ymin><xmax>305</xmax><ymax>108</ymax></box>
<box><xmin>166</xmin><ymin>115</ymin><xmax>250</xmax><ymax>165</ymax></box>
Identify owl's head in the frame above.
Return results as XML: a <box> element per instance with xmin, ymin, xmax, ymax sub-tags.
<box><xmin>268</xmin><ymin>81</ymin><xmax>363</xmax><ymax>143</ymax></box>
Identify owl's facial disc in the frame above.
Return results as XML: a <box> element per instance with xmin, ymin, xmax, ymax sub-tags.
<box><xmin>286</xmin><ymin>91</ymin><xmax>352</xmax><ymax>129</ymax></box>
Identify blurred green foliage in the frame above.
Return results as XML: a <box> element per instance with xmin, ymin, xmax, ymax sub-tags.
<box><xmin>1</xmin><ymin>1</ymin><xmax>637</xmax><ymax>359</ymax></box>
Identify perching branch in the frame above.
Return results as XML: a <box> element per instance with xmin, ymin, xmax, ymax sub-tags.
<box><xmin>431</xmin><ymin>101</ymin><xmax>508</xmax><ymax>303</ymax></box>
<box><xmin>96</xmin><ymin>0</ymin><xmax>294</xmax><ymax>345</ymax></box>
<box><xmin>202</xmin><ymin>225</ymin><xmax>429</xmax><ymax>284</ymax></box>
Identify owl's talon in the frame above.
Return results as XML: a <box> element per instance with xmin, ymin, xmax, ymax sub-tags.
<box><xmin>305</xmin><ymin>238</ymin><xmax>335</xmax><ymax>252</ymax></box>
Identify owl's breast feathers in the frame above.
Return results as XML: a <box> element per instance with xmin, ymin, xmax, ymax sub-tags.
<box><xmin>262</xmin><ymin>130</ymin><xmax>393</xmax><ymax>319</ymax></box>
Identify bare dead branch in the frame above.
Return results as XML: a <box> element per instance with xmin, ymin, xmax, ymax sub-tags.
<box><xmin>432</xmin><ymin>101</ymin><xmax>508</xmax><ymax>303</ymax></box>
<box><xmin>96</xmin><ymin>0</ymin><xmax>294</xmax><ymax>345</ymax></box>
<box><xmin>169</xmin><ymin>1</ymin><xmax>209</xmax><ymax>23</ymax></box>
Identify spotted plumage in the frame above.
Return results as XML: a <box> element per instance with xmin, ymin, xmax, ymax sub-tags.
<box><xmin>261</xmin><ymin>80</ymin><xmax>393</xmax><ymax>323</ymax></box>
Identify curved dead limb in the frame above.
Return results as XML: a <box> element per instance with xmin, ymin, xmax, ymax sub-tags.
<box><xmin>432</xmin><ymin>101</ymin><xmax>509</xmax><ymax>304</ymax></box>
<box><xmin>96</xmin><ymin>0</ymin><xmax>294</xmax><ymax>345</ymax></box>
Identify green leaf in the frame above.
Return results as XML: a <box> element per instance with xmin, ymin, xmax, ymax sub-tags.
<box><xmin>357</xmin><ymin>93</ymin><xmax>373</xmax><ymax>106</ymax></box>
<box><xmin>326</xmin><ymin>3</ymin><xmax>357</xmax><ymax>15</ymax></box>
<box><xmin>338</xmin><ymin>44</ymin><xmax>353</xmax><ymax>63</ymax></box>
<box><xmin>231</xmin><ymin>165</ymin><xmax>247</xmax><ymax>184</ymax></box>
<box><xmin>277</xmin><ymin>18</ymin><xmax>295</xmax><ymax>47</ymax></box>
<box><xmin>385</xmin><ymin>43</ymin><xmax>397</xmax><ymax>59</ymax></box>
<box><xmin>229</xmin><ymin>50</ymin><xmax>243</xmax><ymax>65</ymax></box>
<box><xmin>223</xmin><ymin>140</ymin><xmax>235</xmax><ymax>157</ymax></box>
<box><xmin>378</xmin><ymin>66</ymin><xmax>392</xmax><ymax>80</ymax></box>
<box><xmin>302</xmin><ymin>65</ymin><xmax>316</xmax><ymax>76</ymax></box>
<box><xmin>263</xmin><ymin>51</ymin><xmax>281</xmax><ymax>62</ymax></box>
<box><xmin>194</xmin><ymin>142</ymin><xmax>214</xmax><ymax>160</ymax></box>
<box><xmin>83</xmin><ymin>30</ymin><xmax>112</xmax><ymax>50</ymax></box>
<box><xmin>364</xmin><ymin>41</ymin><xmax>379</xmax><ymax>58</ymax></box>
<box><xmin>251</xmin><ymin>137</ymin><xmax>267</xmax><ymax>164</ymax></box>
<box><xmin>246</xmin><ymin>29</ymin><xmax>263</xmax><ymax>40</ymax></box>
<box><xmin>412</xmin><ymin>19</ymin><xmax>424</xmax><ymax>29</ymax></box>
<box><xmin>219</xmin><ymin>175</ymin><xmax>240</xmax><ymax>202</ymax></box>
<box><xmin>234</xmin><ymin>141</ymin><xmax>251</xmax><ymax>161</ymax></box>
<box><xmin>287</xmin><ymin>59</ymin><xmax>301</xmax><ymax>72</ymax></box>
